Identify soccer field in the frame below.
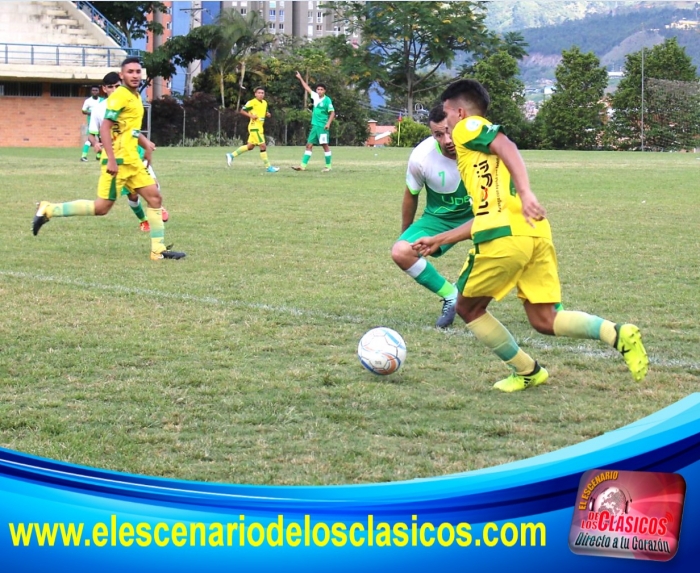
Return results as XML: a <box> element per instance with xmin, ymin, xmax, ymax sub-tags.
<box><xmin>1</xmin><ymin>146</ymin><xmax>698</xmax><ymax>485</ymax></box>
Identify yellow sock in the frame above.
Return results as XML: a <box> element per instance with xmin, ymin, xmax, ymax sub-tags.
<box><xmin>260</xmin><ymin>151</ymin><xmax>271</xmax><ymax>168</ymax></box>
<box><xmin>146</xmin><ymin>207</ymin><xmax>165</xmax><ymax>253</ymax></box>
<box><xmin>467</xmin><ymin>312</ymin><xmax>536</xmax><ymax>374</ymax></box>
<box><xmin>49</xmin><ymin>200</ymin><xmax>95</xmax><ymax>217</ymax></box>
<box><xmin>553</xmin><ymin>310</ymin><xmax>617</xmax><ymax>346</ymax></box>
<box><xmin>232</xmin><ymin>145</ymin><xmax>248</xmax><ymax>158</ymax></box>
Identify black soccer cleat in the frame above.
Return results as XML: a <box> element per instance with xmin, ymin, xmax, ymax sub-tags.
<box><xmin>32</xmin><ymin>201</ymin><xmax>51</xmax><ymax>236</ymax></box>
<box><xmin>151</xmin><ymin>246</ymin><xmax>186</xmax><ymax>261</ymax></box>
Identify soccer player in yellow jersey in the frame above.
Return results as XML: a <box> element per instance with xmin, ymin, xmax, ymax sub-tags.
<box><xmin>413</xmin><ymin>79</ymin><xmax>648</xmax><ymax>392</ymax></box>
<box><xmin>32</xmin><ymin>57</ymin><xmax>185</xmax><ymax>261</ymax></box>
<box><xmin>225</xmin><ymin>87</ymin><xmax>279</xmax><ymax>172</ymax></box>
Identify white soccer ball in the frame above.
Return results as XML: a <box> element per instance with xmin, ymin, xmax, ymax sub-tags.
<box><xmin>357</xmin><ymin>327</ymin><xmax>407</xmax><ymax>375</ymax></box>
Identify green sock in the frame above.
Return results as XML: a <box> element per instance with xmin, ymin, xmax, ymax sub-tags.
<box><xmin>406</xmin><ymin>259</ymin><xmax>456</xmax><ymax>298</ymax></box>
<box><xmin>81</xmin><ymin>142</ymin><xmax>90</xmax><ymax>157</ymax></box>
<box><xmin>128</xmin><ymin>198</ymin><xmax>146</xmax><ymax>222</ymax></box>
<box><xmin>324</xmin><ymin>151</ymin><xmax>332</xmax><ymax>168</ymax></box>
<box><xmin>301</xmin><ymin>150</ymin><xmax>312</xmax><ymax>167</ymax></box>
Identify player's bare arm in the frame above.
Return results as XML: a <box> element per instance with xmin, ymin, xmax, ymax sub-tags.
<box><xmin>412</xmin><ymin>219</ymin><xmax>474</xmax><ymax>256</ymax></box>
<box><xmin>88</xmin><ymin>134</ymin><xmax>101</xmax><ymax>153</ymax></box>
<box><xmin>138</xmin><ymin>134</ymin><xmax>156</xmax><ymax>165</ymax></box>
<box><xmin>325</xmin><ymin>111</ymin><xmax>336</xmax><ymax>131</ymax></box>
<box><xmin>100</xmin><ymin>118</ymin><xmax>118</xmax><ymax>176</ymax></box>
<box><xmin>489</xmin><ymin>132</ymin><xmax>546</xmax><ymax>226</ymax></box>
<box><xmin>295</xmin><ymin>71</ymin><xmax>313</xmax><ymax>95</ymax></box>
<box><xmin>401</xmin><ymin>187</ymin><xmax>419</xmax><ymax>233</ymax></box>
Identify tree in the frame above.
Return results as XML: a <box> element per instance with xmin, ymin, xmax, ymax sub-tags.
<box><xmin>473</xmin><ymin>50</ymin><xmax>527</xmax><ymax>144</ymax></box>
<box><xmin>91</xmin><ymin>2</ymin><xmax>167</xmax><ymax>47</ymax></box>
<box><xmin>142</xmin><ymin>25</ymin><xmax>219</xmax><ymax>94</ymax></box>
<box><xmin>329</xmin><ymin>1</ymin><xmax>494</xmax><ymax>118</ymax></box>
<box><xmin>606</xmin><ymin>38</ymin><xmax>698</xmax><ymax>150</ymax></box>
<box><xmin>210</xmin><ymin>8</ymin><xmax>271</xmax><ymax>109</ymax></box>
<box><xmin>501</xmin><ymin>31</ymin><xmax>529</xmax><ymax>61</ymax></box>
<box><xmin>538</xmin><ymin>47</ymin><xmax>608</xmax><ymax>150</ymax></box>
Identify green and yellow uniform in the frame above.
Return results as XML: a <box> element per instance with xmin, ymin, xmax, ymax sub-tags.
<box><xmin>452</xmin><ymin>115</ymin><xmax>560</xmax><ymax>304</ymax></box>
<box><xmin>98</xmin><ymin>86</ymin><xmax>154</xmax><ymax>200</ymax></box>
<box><xmin>242</xmin><ymin>97</ymin><xmax>268</xmax><ymax>145</ymax></box>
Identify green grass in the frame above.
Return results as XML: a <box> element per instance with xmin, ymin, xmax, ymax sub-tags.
<box><xmin>0</xmin><ymin>146</ymin><xmax>698</xmax><ymax>485</ymax></box>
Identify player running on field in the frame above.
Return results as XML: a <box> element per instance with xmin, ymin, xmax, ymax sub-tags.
<box><xmin>225</xmin><ymin>86</ymin><xmax>279</xmax><ymax>172</ymax></box>
<box><xmin>33</xmin><ymin>57</ymin><xmax>185</xmax><ymax>261</ymax></box>
<box><xmin>392</xmin><ymin>105</ymin><xmax>473</xmax><ymax>328</ymax></box>
<box><xmin>88</xmin><ymin>71</ymin><xmax>169</xmax><ymax>232</ymax></box>
<box><xmin>413</xmin><ymin>79</ymin><xmax>647</xmax><ymax>392</ymax></box>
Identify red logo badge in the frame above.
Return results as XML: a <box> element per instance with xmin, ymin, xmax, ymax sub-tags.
<box><xmin>569</xmin><ymin>469</ymin><xmax>686</xmax><ymax>561</ymax></box>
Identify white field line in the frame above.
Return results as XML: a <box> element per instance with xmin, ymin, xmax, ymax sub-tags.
<box><xmin>2</xmin><ymin>270</ymin><xmax>698</xmax><ymax>371</ymax></box>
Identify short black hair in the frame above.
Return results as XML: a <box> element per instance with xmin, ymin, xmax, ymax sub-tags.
<box><xmin>254</xmin><ymin>86</ymin><xmax>265</xmax><ymax>93</ymax></box>
<box><xmin>316</xmin><ymin>83</ymin><xmax>326</xmax><ymax>90</ymax></box>
<box><xmin>102</xmin><ymin>72</ymin><xmax>120</xmax><ymax>85</ymax></box>
<box><xmin>428</xmin><ymin>104</ymin><xmax>447</xmax><ymax>125</ymax></box>
<box><xmin>91</xmin><ymin>85</ymin><xmax>100</xmax><ymax>90</ymax></box>
<box><xmin>440</xmin><ymin>79</ymin><xmax>490</xmax><ymax>116</ymax></box>
<box><xmin>121</xmin><ymin>56</ymin><xmax>142</xmax><ymax>68</ymax></box>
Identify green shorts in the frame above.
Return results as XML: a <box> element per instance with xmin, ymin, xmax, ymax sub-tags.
<box><xmin>398</xmin><ymin>214</ymin><xmax>472</xmax><ymax>258</ymax></box>
<box><xmin>307</xmin><ymin>126</ymin><xmax>330</xmax><ymax>146</ymax></box>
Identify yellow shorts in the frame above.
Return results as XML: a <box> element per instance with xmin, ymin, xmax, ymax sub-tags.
<box><xmin>247</xmin><ymin>128</ymin><xmax>265</xmax><ymax>146</ymax></box>
<box><xmin>457</xmin><ymin>236</ymin><xmax>561</xmax><ymax>304</ymax></box>
<box><xmin>97</xmin><ymin>161</ymin><xmax>156</xmax><ymax>201</ymax></box>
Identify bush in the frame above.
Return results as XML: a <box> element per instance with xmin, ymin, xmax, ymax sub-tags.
<box><xmin>389</xmin><ymin>118</ymin><xmax>431</xmax><ymax>147</ymax></box>
<box><xmin>177</xmin><ymin>133</ymin><xmax>243</xmax><ymax>148</ymax></box>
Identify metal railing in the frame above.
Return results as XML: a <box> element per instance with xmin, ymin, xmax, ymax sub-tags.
<box><xmin>74</xmin><ymin>1</ymin><xmax>129</xmax><ymax>47</ymax></box>
<box><xmin>0</xmin><ymin>42</ymin><xmax>139</xmax><ymax>67</ymax></box>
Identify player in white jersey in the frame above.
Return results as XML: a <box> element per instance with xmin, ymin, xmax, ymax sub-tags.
<box><xmin>81</xmin><ymin>86</ymin><xmax>102</xmax><ymax>161</ymax></box>
<box><xmin>88</xmin><ymin>72</ymin><xmax>168</xmax><ymax>231</ymax></box>
<box><xmin>391</xmin><ymin>105</ymin><xmax>474</xmax><ymax>328</ymax></box>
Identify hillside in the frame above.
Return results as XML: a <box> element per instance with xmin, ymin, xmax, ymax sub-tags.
<box><xmin>502</xmin><ymin>2</ymin><xmax>700</xmax><ymax>83</ymax></box>
<box><xmin>486</xmin><ymin>0</ymin><xmax>699</xmax><ymax>32</ymax></box>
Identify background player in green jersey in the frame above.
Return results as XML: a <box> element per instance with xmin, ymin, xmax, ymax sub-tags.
<box><xmin>225</xmin><ymin>87</ymin><xmax>279</xmax><ymax>172</ymax></box>
<box><xmin>413</xmin><ymin>79</ymin><xmax>647</xmax><ymax>392</ymax></box>
<box><xmin>392</xmin><ymin>105</ymin><xmax>473</xmax><ymax>328</ymax></box>
<box><xmin>291</xmin><ymin>71</ymin><xmax>335</xmax><ymax>172</ymax></box>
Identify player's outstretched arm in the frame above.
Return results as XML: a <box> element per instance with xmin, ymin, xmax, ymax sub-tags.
<box><xmin>295</xmin><ymin>71</ymin><xmax>313</xmax><ymax>95</ymax></box>
<box><xmin>489</xmin><ymin>132</ymin><xmax>546</xmax><ymax>226</ymax></box>
<box><xmin>412</xmin><ymin>219</ymin><xmax>473</xmax><ymax>256</ymax></box>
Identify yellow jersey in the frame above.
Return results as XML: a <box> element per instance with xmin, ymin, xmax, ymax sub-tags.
<box><xmin>242</xmin><ymin>98</ymin><xmax>268</xmax><ymax>131</ymax></box>
<box><xmin>103</xmin><ymin>86</ymin><xmax>143</xmax><ymax>165</ymax></box>
<box><xmin>452</xmin><ymin>115</ymin><xmax>552</xmax><ymax>244</ymax></box>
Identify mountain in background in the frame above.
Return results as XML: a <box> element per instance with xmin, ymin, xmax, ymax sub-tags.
<box><xmin>485</xmin><ymin>0</ymin><xmax>699</xmax><ymax>32</ymax></box>
<box><xmin>484</xmin><ymin>1</ymin><xmax>700</xmax><ymax>84</ymax></box>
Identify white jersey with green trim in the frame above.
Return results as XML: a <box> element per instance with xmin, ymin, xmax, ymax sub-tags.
<box><xmin>405</xmin><ymin>136</ymin><xmax>472</xmax><ymax>220</ymax></box>
<box><xmin>88</xmin><ymin>99</ymin><xmax>108</xmax><ymax>136</ymax></box>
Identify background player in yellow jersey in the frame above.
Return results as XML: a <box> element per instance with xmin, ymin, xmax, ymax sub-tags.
<box><xmin>413</xmin><ymin>79</ymin><xmax>648</xmax><ymax>392</ymax></box>
<box><xmin>225</xmin><ymin>87</ymin><xmax>280</xmax><ymax>172</ymax></box>
<box><xmin>32</xmin><ymin>57</ymin><xmax>185</xmax><ymax>261</ymax></box>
